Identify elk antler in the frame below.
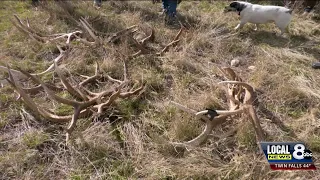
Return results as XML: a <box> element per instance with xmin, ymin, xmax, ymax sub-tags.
<box><xmin>78</xmin><ymin>17</ymin><xmax>101</xmax><ymax>45</ymax></box>
<box><xmin>170</xmin><ymin>101</ymin><xmax>243</xmax><ymax>147</ymax></box>
<box><xmin>11</xmin><ymin>15</ymin><xmax>84</xmax><ymax>45</ymax></box>
<box><xmin>219</xmin><ymin>81</ymin><xmax>264</xmax><ymax>144</ymax></box>
<box><xmin>6</xmin><ymin>61</ymin><xmax>145</xmax><ymax>144</ymax></box>
<box><xmin>170</xmin><ymin>68</ymin><xmax>264</xmax><ymax>152</ymax></box>
<box><xmin>11</xmin><ymin>15</ymin><xmax>46</xmax><ymax>43</ymax></box>
<box><xmin>107</xmin><ymin>25</ymin><xmax>138</xmax><ymax>43</ymax></box>
<box><xmin>157</xmin><ymin>26</ymin><xmax>185</xmax><ymax>56</ymax></box>
<box><xmin>129</xmin><ymin>25</ymin><xmax>155</xmax><ymax>58</ymax></box>
<box><xmin>0</xmin><ymin>45</ymin><xmax>65</xmax><ymax>87</ymax></box>
<box><xmin>11</xmin><ymin>15</ymin><xmax>135</xmax><ymax>47</ymax></box>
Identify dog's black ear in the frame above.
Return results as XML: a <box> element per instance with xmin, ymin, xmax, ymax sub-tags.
<box><xmin>229</xmin><ymin>2</ymin><xmax>239</xmax><ymax>8</ymax></box>
<box><xmin>230</xmin><ymin>2</ymin><xmax>247</xmax><ymax>12</ymax></box>
<box><xmin>237</xmin><ymin>3</ymin><xmax>247</xmax><ymax>12</ymax></box>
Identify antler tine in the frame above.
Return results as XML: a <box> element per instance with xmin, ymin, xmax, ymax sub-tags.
<box><xmin>66</xmin><ymin>106</ymin><xmax>82</xmax><ymax>143</ymax></box>
<box><xmin>10</xmin><ymin>18</ymin><xmax>38</xmax><ymax>42</ymax></box>
<box><xmin>221</xmin><ymin>67</ymin><xmax>238</xmax><ymax>80</ymax></box>
<box><xmin>172</xmin><ymin>118</ymin><xmax>219</xmax><ymax>147</ymax></box>
<box><xmin>13</xmin><ymin>15</ymin><xmax>42</xmax><ymax>36</ymax></box>
<box><xmin>49</xmin><ymin>31</ymin><xmax>82</xmax><ymax>44</ymax></box>
<box><xmin>123</xmin><ymin>61</ymin><xmax>128</xmax><ymax>82</ymax></box>
<box><xmin>222</xmin><ymin>68</ymin><xmax>244</xmax><ymax>103</ymax></box>
<box><xmin>7</xmin><ymin>67</ymin><xmax>77</xmax><ymax>122</ymax></box>
<box><xmin>119</xmin><ymin>82</ymin><xmax>145</xmax><ymax>98</ymax></box>
<box><xmin>94</xmin><ymin>82</ymin><xmax>126</xmax><ymax>114</ymax></box>
<box><xmin>22</xmin><ymin>83</ymin><xmax>63</xmax><ymax>95</ymax></box>
<box><xmin>107</xmin><ymin>25</ymin><xmax>138</xmax><ymax>43</ymax></box>
<box><xmin>74</xmin><ymin>34</ymin><xmax>96</xmax><ymax>46</ymax></box>
<box><xmin>56</xmin><ymin>45</ymin><xmax>65</xmax><ymax>54</ymax></box>
<box><xmin>173</xmin><ymin>26</ymin><xmax>184</xmax><ymax>41</ymax></box>
<box><xmin>171</xmin><ymin>101</ymin><xmax>243</xmax><ymax>121</ymax></box>
<box><xmin>80</xmin><ymin>17</ymin><xmax>96</xmax><ymax>34</ymax></box>
<box><xmin>79</xmin><ymin>18</ymin><xmax>98</xmax><ymax>43</ymax></box>
<box><xmin>170</xmin><ymin>100</ymin><xmax>198</xmax><ymax>115</ymax></box>
<box><xmin>12</xmin><ymin>15</ymin><xmax>45</xmax><ymax>43</ymax></box>
<box><xmin>53</xmin><ymin>60</ymin><xmax>88</xmax><ymax>101</ymax></box>
<box><xmin>79</xmin><ymin>61</ymin><xmax>101</xmax><ymax>87</ymax></box>
<box><xmin>217</xmin><ymin>67</ymin><xmax>243</xmax><ymax>109</ymax></box>
<box><xmin>218</xmin><ymin>81</ymin><xmax>254</xmax><ymax>104</ymax></box>
<box><xmin>7</xmin><ymin>68</ymin><xmax>41</xmax><ymax>115</ymax></box>
<box><xmin>16</xmin><ymin>67</ymin><xmax>81</xmax><ymax>106</ymax></box>
<box><xmin>0</xmin><ymin>65</ymin><xmax>28</xmax><ymax>81</ymax></box>
<box><xmin>106</xmin><ymin>75</ymin><xmax>123</xmax><ymax>84</ymax></box>
<box><xmin>94</xmin><ymin>60</ymin><xmax>100</xmax><ymax>76</ymax></box>
<box><xmin>105</xmin><ymin>62</ymin><xmax>128</xmax><ymax>85</ymax></box>
<box><xmin>140</xmin><ymin>25</ymin><xmax>154</xmax><ymax>45</ymax></box>
<box><xmin>128</xmin><ymin>35</ymin><xmax>149</xmax><ymax>54</ymax></box>
<box><xmin>247</xmin><ymin>105</ymin><xmax>265</xmax><ymax>143</ymax></box>
<box><xmin>32</xmin><ymin>46</ymin><xmax>65</xmax><ymax>76</ymax></box>
<box><xmin>157</xmin><ymin>26</ymin><xmax>184</xmax><ymax>55</ymax></box>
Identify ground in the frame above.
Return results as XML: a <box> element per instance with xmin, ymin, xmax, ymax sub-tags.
<box><xmin>0</xmin><ymin>1</ymin><xmax>320</xmax><ymax>179</ymax></box>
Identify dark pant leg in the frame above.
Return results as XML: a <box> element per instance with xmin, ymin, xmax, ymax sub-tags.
<box><xmin>162</xmin><ymin>0</ymin><xmax>169</xmax><ymax>10</ymax></box>
<box><xmin>167</xmin><ymin>0</ymin><xmax>178</xmax><ymax>17</ymax></box>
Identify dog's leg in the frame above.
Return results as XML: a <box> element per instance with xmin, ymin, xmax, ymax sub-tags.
<box><xmin>254</xmin><ymin>24</ymin><xmax>258</xmax><ymax>31</ymax></box>
<box><xmin>234</xmin><ymin>21</ymin><xmax>246</xmax><ymax>31</ymax></box>
<box><xmin>276</xmin><ymin>19</ymin><xmax>291</xmax><ymax>37</ymax></box>
<box><xmin>277</xmin><ymin>25</ymin><xmax>288</xmax><ymax>37</ymax></box>
<box><xmin>280</xmin><ymin>29</ymin><xmax>285</xmax><ymax>36</ymax></box>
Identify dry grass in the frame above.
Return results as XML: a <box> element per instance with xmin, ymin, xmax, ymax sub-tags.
<box><xmin>1</xmin><ymin>1</ymin><xmax>320</xmax><ymax>179</ymax></box>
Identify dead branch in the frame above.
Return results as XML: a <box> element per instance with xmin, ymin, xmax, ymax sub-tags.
<box><xmin>170</xmin><ymin>67</ymin><xmax>265</xmax><ymax>152</ymax></box>
<box><xmin>6</xmin><ymin>61</ymin><xmax>145</xmax><ymax>144</ymax></box>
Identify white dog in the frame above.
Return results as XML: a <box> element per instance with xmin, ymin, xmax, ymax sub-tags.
<box><xmin>224</xmin><ymin>1</ymin><xmax>293</xmax><ymax>35</ymax></box>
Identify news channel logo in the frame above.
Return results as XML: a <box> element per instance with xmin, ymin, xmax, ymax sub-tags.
<box><xmin>260</xmin><ymin>142</ymin><xmax>317</xmax><ymax>170</ymax></box>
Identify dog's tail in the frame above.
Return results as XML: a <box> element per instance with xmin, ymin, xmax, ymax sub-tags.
<box><xmin>286</xmin><ymin>9</ymin><xmax>293</xmax><ymax>14</ymax></box>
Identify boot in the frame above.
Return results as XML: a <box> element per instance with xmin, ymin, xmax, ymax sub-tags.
<box><xmin>165</xmin><ymin>14</ymin><xmax>179</xmax><ymax>28</ymax></box>
<box><xmin>94</xmin><ymin>0</ymin><xmax>102</xmax><ymax>8</ymax></box>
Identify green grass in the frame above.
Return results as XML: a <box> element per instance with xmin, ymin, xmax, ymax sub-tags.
<box><xmin>22</xmin><ymin>130</ymin><xmax>50</xmax><ymax>149</ymax></box>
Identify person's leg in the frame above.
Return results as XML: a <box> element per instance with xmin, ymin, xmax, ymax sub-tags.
<box><xmin>164</xmin><ymin>0</ymin><xmax>178</xmax><ymax>25</ymax></box>
<box><xmin>32</xmin><ymin>0</ymin><xmax>39</xmax><ymax>6</ymax></box>
<box><xmin>162</xmin><ymin>0</ymin><xmax>169</xmax><ymax>10</ymax></box>
<box><xmin>167</xmin><ymin>0</ymin><xmax>177</xmax><ymax>17</ymax></box>
<box><xmin>94</xmin><ymin>0</ymin><xmax>102</xmax><ymax>7</ymax></box>
<box><xmin>162</xmin><ymin>0</ymin><xmax>170</xmax><ymax>15</ymax></box>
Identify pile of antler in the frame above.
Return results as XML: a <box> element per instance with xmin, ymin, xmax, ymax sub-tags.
<box><xmin>10</xmin><ymin>14</ymin><xmax>185</xmax><ymax>58</ymax></box>
<box><xmin>3</xmin><ymin>13</ymin><xmax>185</xmax><ymax>82</ymax></box>
<box><xmin>10</xmin><ymin>14</ymin><xmax>138</xmax><ymax>46</ymax></box>
<box><xmin>170</xmin><ymin>67</ymin><xmax>265</xmax><ymax>152</ymax></box>
<box><xmin>4</xmin><ymin>54</ymin><xmax>145</xmax><ymax>143</ymax></box>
